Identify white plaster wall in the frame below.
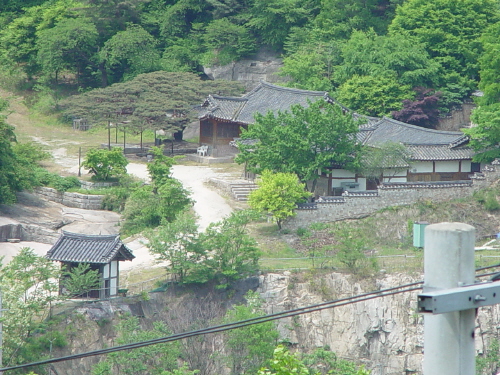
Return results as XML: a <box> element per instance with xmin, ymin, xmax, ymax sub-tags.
<box><xmin>435</xmin><ymin>160</ymin><xmax>460</xmax><ymax>172</ymax></box>
<box><xmin>384</xmin><ymin>177</ymin><xmax>407</xmax><ymax>183</ymax></box>
<box><xmin>332</xmin><ymin>169</ymin><xmax>356</xmax><ymax>178</ymax></box>
<box><xmin>331</xmin><ymin>179</ymin><xmax>356</xmax><ymax>188</ymax></box>
<box><xmin>357</xmin><ymin>178</ymin><xmax>367</xmax><ymax>190</ymax></box>
<box><xmin>461</xmin><ymin>160</ymin><xmax>472</xmax><ymax>172</ymax></box>
<box><xmin>410</xmin><ymin>161</ymin><xmax>433</xmax><ymax>173</ymax></box>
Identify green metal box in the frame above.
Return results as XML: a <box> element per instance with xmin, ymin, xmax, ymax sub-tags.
<box><xmin>413</xmin><ymin>221</ymin><xmax>429</xmax><ymax>248</ymax></box>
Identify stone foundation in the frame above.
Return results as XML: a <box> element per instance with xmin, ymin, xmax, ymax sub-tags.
<box><xmin>34</xmin><ymin>187</ymin><xmax>104</xmax><ymax>210</ymax></box>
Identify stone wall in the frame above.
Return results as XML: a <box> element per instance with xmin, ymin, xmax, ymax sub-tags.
<box><xmin>284</xmin><ymin>162</ymin><xmax>500</xmax><ymax>230</ymax></box>
<box><xmin>34</xmin><ymin>187</ymin><xmax>104</xmax><ymax>210</ymax></box>
<box><xmin>436</xmin><ymin>102</ymin><xmax>476</xmax><ymax>131</ymax></box>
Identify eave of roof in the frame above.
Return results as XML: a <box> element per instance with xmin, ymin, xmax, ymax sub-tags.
<box><xmin>46</xmin><ymin>231</ymin><xmax>135</xmax><ymax>264</ymax></box>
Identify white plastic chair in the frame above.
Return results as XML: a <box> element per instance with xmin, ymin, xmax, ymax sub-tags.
<box><xmin>197</xmin><ymin>145</ymin><xmax>208</xmax><ymax>156</ymax></box>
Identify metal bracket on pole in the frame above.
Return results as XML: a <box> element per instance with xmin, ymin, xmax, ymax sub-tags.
<box><xmin>418</xmin><ymin>282</ymin><xmax>500</xmax><ymax>314</ymax></box>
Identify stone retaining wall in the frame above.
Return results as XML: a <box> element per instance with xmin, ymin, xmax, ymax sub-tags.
<box><xmin>284</xmin><ymin>162</ymin><xmax>500</xmax><ymax>230</ymax></box>
<box><xmin>34</xmin><ymin>187</ymin><xmax>104</xmax><ymax>210</ymax></box>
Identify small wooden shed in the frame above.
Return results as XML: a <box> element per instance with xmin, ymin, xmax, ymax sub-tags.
<box><xmin>46</xmin><ymin>231</ymin><xmax>135</xmax><ymax>299</ymax></box>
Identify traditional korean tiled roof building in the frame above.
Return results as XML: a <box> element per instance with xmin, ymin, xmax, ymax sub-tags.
<box><xmin>47</xmin><ymin>231</ymin><xmax>135</xmax><ymax>299</ymax></box>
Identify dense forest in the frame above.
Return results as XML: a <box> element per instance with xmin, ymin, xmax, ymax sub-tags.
<box><xmin>0</xmin><ymin>0</ymin><xmax>499</xmax><ymax>126</ymax></box>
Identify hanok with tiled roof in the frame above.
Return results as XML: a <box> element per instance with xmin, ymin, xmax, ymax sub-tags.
<box><xmin>198</xmin><ymin>81</ymin><xmax>338</xmax><ymax>157</ymax></box>
<box><xmin>47</xmin><ymin>231</ymin><xmax>135</xmax><ymax>299</ymax></box>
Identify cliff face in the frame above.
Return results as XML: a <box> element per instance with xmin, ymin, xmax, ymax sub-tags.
<box><xmin>48</xmin><ymin>272</ymin><xmax>499</xmax><ymax>375</ymax></box>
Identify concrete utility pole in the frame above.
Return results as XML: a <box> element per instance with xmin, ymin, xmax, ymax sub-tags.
<box><xmin>422</xmin><ymin>223</ymin><xmax>476</xmax><ymax>375</ymax></box>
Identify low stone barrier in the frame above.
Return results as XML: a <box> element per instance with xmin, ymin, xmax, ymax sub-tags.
<box><xmin>284</xmin><ymin>162</ymin><xmax>500</xmax><ymax>230</ymax></box>
<box><xmin>34</xmin><ymin>187</ymin><xmax>104</xmax><ymax>210</ymax></box>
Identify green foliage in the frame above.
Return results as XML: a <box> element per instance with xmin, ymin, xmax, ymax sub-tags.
<box><xmin>60</xmin><ymin>71</ymin><xmax>243</xmax><ymax>136</ymax></box>
<box><xmin>236</xmin><ymin>100</ymin><xmax>361</xmax><ymax>192</ymax></box>
<box><xmin>463</xmin><ymin>103</ymin><xmax>500</xmax><ymax>163</ymax></box>
<box><xmin>100</xmin><ymin>23</ymin><xmax>161</xmax><ymax>82</ymax></box>
<box><xmin>92</xmin><ymin>316</ymin><xmax>183</xmax><ymax>375</ymax></box>
<box><xmin>388</xmin><ymin>0</ymin><xmax>500</xmax><ymax>97</ymax></box>
<box><xmin>302</xmin><ymin>347</ymin><xmax>370</xmax><ymax>375</ymax></box>
<box><xmin>358</xmin><ymin>142</ymin><xmax>412</xmax><ymax>182</ymax></box>
<box><xmin>473</xmin><ymin>189</ymin><xmax>500</xmax><ymax>212</ymax></box>
<box><xmin>477</xmin><ymin>22</ymin><xmax>500</xmax><ymax>106</ymax></box>
<box><xmin>147</xmin><ymin>146</ymin><xmax>175</xmax><ymax>188</ymax></box>
<box><xmin>202</xmin><ymin>18</ymin><xmax>256</xmax><ymax>65</ymax></box>
<box><xmin>477</xmin><ymin>338</ymin><xmax>500</xmax><ymax>375</ymax></box>
<box><xmin>121</xmin><ymin>179</ymin><xmax>192</xmax><ymax>235</ymax></box>
<box><xmin>147</xmin><ymin>210</ymin><xmax>261</xmax><ymax>286</ymax></box>
<box><xmin>248</xmin><ymin>170</ymin><xmax>311</xmax><ymax>230</ymax></box>
<box><xmin>62</xmin><ymin>263</ymin><xmax>100</xmax><ymax>297</ymax></box>
<box><xmin>336</xmin><ymin>74</ymin><xmax>413</xmax><ymax>117</ymax></box>
<box><xmin>82</xmin><ymin>147</ymin><xmax>128</xmax><ymax>181</ymax></box>
<box><xmin>0</xmin><ymin>247</ymin><xmax>63</xmax><ymax>368</ymax></box>
<box><xmin>201</xmin><ymin>210</ymin><xmax>261</xmax><ymax>288</ymax></box>
<box><xmin>146</xmin><ymin>211</ymin><xmax>205</xmax><ymax>283</ymax></box>
<box><xmin>257</xmin><ymin>345</ymin><xmax>309</xmax><ymax>375</ymax></box>
<box><xmin>36</xmin><ymin>17</ymin><xmax>99</xmax><ymax>84</ymax></box>
<box><xmin>223</xmin><ymin>291</ymin><xmax>279</xmax><ymax>375</ymax></box>
<box><xmin>334</xmin><ymin>227</ymin><xmax>377</xmax><ymax>274</ymax></box>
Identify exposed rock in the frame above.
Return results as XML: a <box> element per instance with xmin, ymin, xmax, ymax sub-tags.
<box><xmin>203</xmin><ymin>47</ymin><xmax>289</xmax><ymax>90</ymax></box>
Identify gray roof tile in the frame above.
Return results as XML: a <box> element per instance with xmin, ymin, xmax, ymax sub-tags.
<box><xmin>46</xmin><ymin>231</ymin><xmax>135</xmax><ymax>264</ymax></box>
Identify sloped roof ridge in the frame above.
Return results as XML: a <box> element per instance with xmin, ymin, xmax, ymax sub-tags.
<box><xmin>210</xmin><ymin>94</ymin><xmax>248</xmax><ymax>102</ymax></box>
<box><xmin>61</xmin><ymin>231</ymin><xmax>118</xmax><ymax>240</ymax></box>
<box><xmin>253</xmin><ymin>80</ymin><xmax>328</xmax><ymax>96</ymax></box>
<box><xmin>379</xmin><ymin>117</ymin><xmax>465</xmax><ymax>136</ymax></box>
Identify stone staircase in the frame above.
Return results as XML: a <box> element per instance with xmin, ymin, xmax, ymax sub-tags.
<box><xmin>230</xmin><ymin>182</ymin><xmax>258</xmax><ymax>202</ymax></box>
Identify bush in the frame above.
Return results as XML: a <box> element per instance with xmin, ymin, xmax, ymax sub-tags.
<box><xmin>474</xmin><ymin>189</ymin><xmax>500</xmax><ymax>211</ymax></box>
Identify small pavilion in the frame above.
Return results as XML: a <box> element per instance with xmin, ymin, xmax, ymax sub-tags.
<box><xmin>46</xmin><ymin>231</ymin><xmax>135</xmax><ymax>299</ymax></box>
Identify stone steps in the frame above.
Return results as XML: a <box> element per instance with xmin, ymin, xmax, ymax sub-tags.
<box><xmin>230</xmin><ymin>182</ymin><xmax>258</xmax><ymax>202</ymax></box>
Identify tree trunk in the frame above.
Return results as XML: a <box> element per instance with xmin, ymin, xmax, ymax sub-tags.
<box><xmin>98</xmin><ymin>62</ymin><xmax>108</xmax><ymax>87</ymax></box>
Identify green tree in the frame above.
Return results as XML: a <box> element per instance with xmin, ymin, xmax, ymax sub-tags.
<box><xmin>248</xmin><ymin>170</ymin><xmax>311</xmax><ymax>230</ymax></box>
<box><xmin>0</xmin><ymin>120</ymin><xmax>22</xmax><ymax>204</ymax></box>
<box><xmin>336</xmin><ymin>74</ymin><xmax>413</xmax><ymax>117</ymax></box>
<box><xmin>302</xmin><ymin>347</ymin><xmax>370</xmax><ymax>375</ymax></box>
<box><xmin>201</xmin><ymin>210</ymin><xmax>261</xmax><ymax>288</ymax></box>
<box><xmin>477</xmin><ymin>22</ymin><xmax>500</xmax><ymax>106</ymax></box>
<box><xmin>202</xmin><ymin>18</ymin><xmax>256</xmax><ymax>65</ymax></box>
<box><xmin>388</xmin><ymin>0</ymin><xmax>500</xmax><ymax>94</ymax></box>
<box><xmin>247</xmin><ymin>0</ymin><xmax>314</xmax><ymax>49</ymax></box>
<box><xmin>60</xmin><ymin>71</ymin><xmax>243</xmax><ymax>138</ymax></box>
<box><xmin>235</xmin><ymin>100</ymin><xmax>362</xmax><ymax>192</ymax></box>
<box><xmin>222</xmin><ymin>291</ymin><xmax>279</xmax><ymax>375</ymax></box>
<box><xmin>462</xmin><ymin>103</ymin><xmax>500</xmax><ymax>163</ymax></box>
<box><xmin>121</xmin><ymin>179</ymin><xmax>193</xmax><ymax>235</ymax></box>
<box><xmin>147</xmin><ymin>146</ymin><xmax>176</xmax><ymax>189</ymax></box>
<box><xmin>62</xmin><ymin>263</ymin><xmax>100</xmax><ymax>297</ymax></box>
<box><xmin>92</xmin><ymin>316</ymin><xmax>183</xmax><ymax>375</ymax></box>
<box><xmin>82</xmin><ymin>147</ymin><xmax>128</xmax><ymax>181</ymax></box>
<box><xmin>99</xmin><ymin>24</ymin><xmax>161</xmax><ymax>83</ymax></box>
<box><xmin>358</xmin><ymin>142</ymin><xmax>412</xmax><ymax>183</ymax></box>
<box><xmin>0</xmin><ymin>248</ymin><xmax>62</xmax><ymax>368</ymax></box>
<box><xmin>146</xmin><ymin>211</ymin><xmax>205</xmax><ymax>283</ymax></box>
<box><xmin>257</xmin><ymin>345</ymin><xmax>309</xmax><ymax>375</ymax></box>
<box><xmin>334</xmin><ymin>227</ymin><xmax>376</xmax><ymax>274</ymax></box>
<box><xmin>36</xmin><ymin>17</ymin><xmax>99</xmax><ymax>85</ymax></box>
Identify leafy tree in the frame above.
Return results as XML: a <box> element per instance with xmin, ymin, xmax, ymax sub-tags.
<box><xmin>257</xmin><ymin>345</ymin><xmax>309</xmax><ymax>375</ymax></box>
<box><xmin>477</xmin><ymin>22</ymin><xmax>500</xmax><ymax>106</ymax></box>
<box><xmin>235</xmin><ymin>100</ymin><xmax>362</xmax><ymax>192</ymax></box>
<box><xmin>389</xmin><ymin>0</ymin><xmax>500</xmax><ymax>95</ymax></box>
<box><xmin>462</xmin><ymin>103</ymin><xmax>500</xmax><ymax>163</ymax></box>
<box><xmin>99</xmin><ymin>24</ymin><xmax>161</xmax><ymax>83</ymax></box>
<box><xmin>62</xmin><ymin>263</ymin><xmax>100</xmax><ymax>297</ymax></box>
<box><xmin>82</xmin><ymin>147</ymin><xmax>128</xmax><ymax>181</ymax></box>
<box><xmin>201</xmin><ymin>210</ymin><xmax>261</xmax><ymax>287</ymax></box>
<box><xmin>0</xmin><ymin>120</ymin><xmax>23</xmax><ymax>204</ymax></box>
<box><xmin>146</xmin><ymin>211</ymin><xmax>205</xmax><ymax>283</ymax></box>
<box><xmin>314</xmin><ymin>0</ymin><xmax>403</xmax><ymax>40</ymax></box>
<box><xmin>0</xmin><ymin>247</ymin><xmax>63</xmax><ymax>368</ymax></box>
<box><xmin>302</xmin><ymin>346</ymin><xmax>370</xmax><ymax>375</ymax></box>
<box><xmin>202</xmin><ymin>18</ymin><xmax>256</xmax><ymax>65</ymax></box>
<box><xmin>36</xmin><ymin>17</ymin><xmax>99</xmax><ymax>85</ymax></box>
<box><xmin>147</xmin><ymin>146</ymin><xmax>176</xmax><ymax>188</ymax></box>
<box><xmin>334</xmin><ymin>227</ymin><xmax>376</xmax><ymax>274</ymax></box>
<box><xmin>247</xmin><ymin>0</ymin><xmax>314</xmax><ymax>49</ymax></box>
<box><xmin>122</xmin><ymin>179</ymin><xmax>193</xmax><ymax>235</ymax></box>
<box><xmin>336</xmin><ymin>74</ymin><xmax>413</xmax><ymax>117</ymax></box>
<box><xmin>60</xmin><ymin>71</ymin><xmax>243</xmax><ymax>138</ymax></box>
<box><xmin>358</xmin><ymin>142</ymin><xmax>412</xmax><ymax>183</ymax></box>
<box><xmin>391</xmin><ymin>88</ymin><xmax>441</xmax><ymax>129</ymax></box>
<box><xmin>222</xmin><ymin>291</ymin><xmax>279</xmax><ymax>375</ymax></box>
<box><xmin>334</xmin><ymin>30</ymin><xmax>441</xmax><ymax>90</ymax></box>
<box><xmin>248</xmin><ymin>170</ymin><xmax>311</xmax><ymax>230</ymax></box>
<box><xmin>92</xmin><ymin>316</ymin><xmax>183</xmax><ymax>375</ymax></box>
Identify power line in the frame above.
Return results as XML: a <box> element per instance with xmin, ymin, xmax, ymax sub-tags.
<box><xmin>3</xmin><ymin>264</ymin><xmax>500</xmax><ymax>372</ymax></box>
<box><xmin>0</xmin><ymin>282</ymin><xmax>422</xmax><ymax>372</ymax></box>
